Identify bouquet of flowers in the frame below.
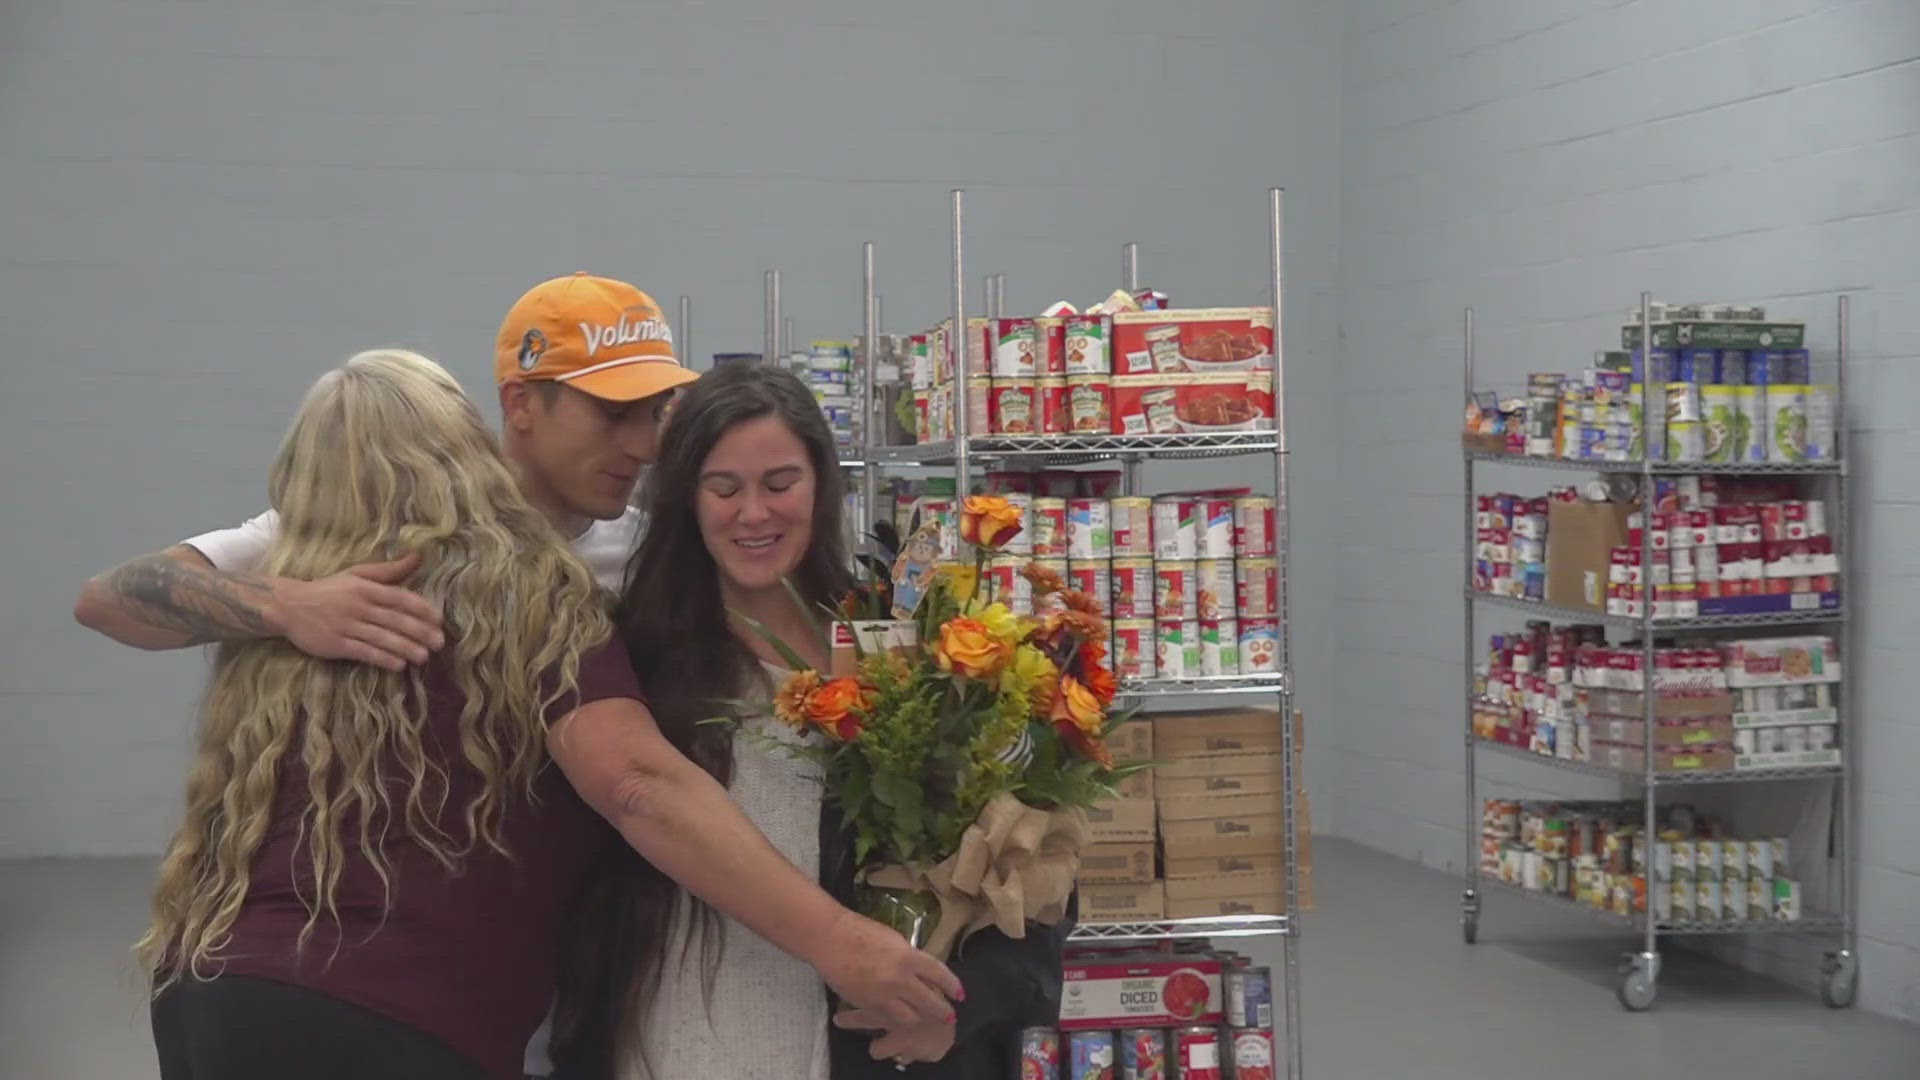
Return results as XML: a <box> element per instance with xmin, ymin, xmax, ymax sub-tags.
<box><xmin>743</xmin><ymin>495</ymin><xmax>1145</xmax><ymax>958</ymax></box>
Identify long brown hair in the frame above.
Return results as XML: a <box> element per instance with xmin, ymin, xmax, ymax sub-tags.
<box><xmin>552</xmin><ymin>361</ymin><xmax>850</xmax><ymax>1077</ymax></box>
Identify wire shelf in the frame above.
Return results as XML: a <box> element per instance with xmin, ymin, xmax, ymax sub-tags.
<box><xmin>1119</xmin><ymin>674</ymin><xmax>1288</xmax><ymax>698</ymax></box>
<box><xmin>867</xmin><ymin>430</ymin><xmax>1281</xmax><ymax>467</ymax></box>
<box><xmin>1474</xmin><ymin>878</ymin><xmax>1845</xmax><ymax>936</ymax></box>
<box><xmin>1465</xmin><ymin>590</ymin><xmax>1845</xmax><ymax>630</ymax></box>
<box><xmin>1068</xmin><ymin>914</ymin><xmax>1290</xmax><ymax>942</ymax></box>
<box><xmin>1473</xmin><ymin>737</ymin><xmax>1845</xmax><ymax>786</ymax></box>
<box><xmin>1464</xmin><ymin>450</ymin><xmax>1842</xmax><ymax>476</ymax></box>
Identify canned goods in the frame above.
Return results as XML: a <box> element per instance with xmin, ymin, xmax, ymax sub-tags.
<box><xmin>1195</xmin><ymin>559</ymin><xmax>1235</xmax><ymax>621</ymax></box>
<box><xmin>1021</xmin><ymin>1028</ymin><xmax>1061</xmax><ymax>1080</ymax></box>
<box><xmin>1808</xmin><ymin>725</ymin><xmax>1835</xmax><ymax>751</ymax></box>
<box><xmin>1035</xmin><ymin>317</ymin><xmax>1066</xmax><ymax>378</ymax></box>
<box><xmin>1156</xmin><ymin>619</ymin><xmax>1198</xmax><ymax>679</ymax></box>
<box><xmin>998</xmin><ymin>492</ymin><xmax>1034</xmax><ymax>555</ymax></box>
<box><xmin>1235</xmin><ymin>558</ymin><xmax>1280</xmax><ymax>618</ymax></box>
<box><xmin>1067</xmin><ymin>498</ymin><xmax>1112</xmax><ymax>560</ymax></box>
<box><xmin>990</xmin><ymin>378</ymin><xmax>1038</xmax><ymax>435</ymax></box>
<box><xmin>1038</xmin><ymin>377</ymin><xmax>1068</xmax><ymax>435</ymax></box>
<box><xmin>1069</xmin><ymin>560</ymin><xmax>1112</xmax><ymax>616</ymax></box>
<box><xmin>1229</xmin><ymin>1028</ymin><xmax>1277</xmax><ymax>1080</ymax></box>
<box><xmin>993</xmin><ymin>318</ymin><xmax>1038</xmax><ymax>378</ymax></box>
<box><xmin>1120</xmin><ymin>1027</ymin><xmax>1167</xmax><ymax>1080</ymax></box>
<box><xmin>911</xmin><ymin>389</ymin><xmax>931</xmax><ymax>441</ymax></box>
<box><xmin>1112</xmin><ymin>497</ymin><xmax>1156</xmax><ymax>557</ymax></box>
<box><xmin>1226</xmin><ymin>966</ymin><xmax>1274</xmax><ymax>1029</ymax></box>
<box><xmin>1234</xmin><ymin>497</ymin><xmax>1276</xmax><ymax>557</ymax></box>
<box><xmin>1734</xmin><ymin>729</ymin><xmax>1757</xmax><ymax>756</ymax></box>
<box><xmin>1067</xmin><ymin>375</ymin><xmax>1113</xmax><ymax>433</ymax></box>
<box><xmin>1199</xmin><ymin>619</ymin><xmax>1238</xmax><ymax>676</ymax></box>
<box><xmin>1064</xmin><ymin>313</ymin><xmax>1112</xmax><ymax>375</ymax></box>
<box><xmin>1782</xmin><ymin>725</ymin><xmax>1809</xmax><ymax>753</ymax></box>
<box><xmin>1111</xmin><ymin>558</ymin><xmax>1156</xmax><ymax>619</ymax></box>
<box><xmin>1032</xmin><ymin>558</ymin><xmax>1070</xmax><ymax>614</ymax></box>
<box><xmin>1240</xmin><ymin>618</ymin><xmax>1280</xmax><ymax>674</ymax></box>
<box><xmin>964</xmin><ymin>375</ymin><xmax>992</xmax><ymax>437</ymax></box>
<box><xmin>1172</xmin><ymin>1026</ymin><xmax>1221</xmax><ymax>1080</ymax></box>
<box><xmin>986</xmin><ymin>555</ymin><xmax>1034</xmax><ymax>614</ymax></box>
<box><xmin>1031</xmin><ymin>497</ymin><xmax>1069</xmax><ymax>556</ymax></box>
<box><xmin>1153</xmin><ymin>497</ymin><xmax>1199</xmax><ymax>561</ymax></box>
<box><xmin>1155</xmin><ymin>560</ymin><xmax>1199</xmax><ymax>620</ymax></box>
<box><xmin>1069</xmin><ymin>1029</ymin><xmax>1115</xmax><ymax>1080</ymax></box>
<box><xmin>1197</xmin><ymin>497</ymin><xmax>1237</xmax><ymax>558</ymax></box>
<box><xmin>1113</xmin><ymin>619</ymin><xmax>1155</xmax><ymax>680</ymax></box>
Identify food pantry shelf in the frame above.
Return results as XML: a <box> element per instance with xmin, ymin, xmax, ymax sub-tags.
<box><xmin>1465</xmin><ymin>589</ymin><xmax>1845</xmax><ymax>631</ymax></box>
<box><xmin>1068</xmin><ymin>914</ymin><xmax>1290</xmax><ymax>942</ymax></box>
<box><xmin>1462</xmin><ymin>450</ymin><xmax>1842</xmax><ymax>476</ymax></box>
<box><xmin>1472</xmin><ymin>737</ymin><xmax>1845</xmax><ymax>786</ymax></box>
<box><xmin>1119</xmin><ymin>673</ymin><xmax>1288</xmax><ymax>698</ymax></box>
<box><xmin>1475</xmin><ymin>878</ymin><xmax>1844</xmax><ymax>936</ymax></box>
<box><xmin>867</xmin><ymin>430</ymin><xmax>1282</xmax><ymax>467</ymax></box>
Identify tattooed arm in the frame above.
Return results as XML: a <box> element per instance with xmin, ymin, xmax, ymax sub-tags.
<box><xmin>74</xmin><ymin>545</ymin><xmax>444</xmax><ymax>671</ymax></box>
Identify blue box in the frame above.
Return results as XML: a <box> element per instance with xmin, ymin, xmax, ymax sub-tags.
<box><xmin>1632</xmin><ymin>348</ymin><xmax>1676</xmax><ymax>384</ymax></box>
<box><xmin>1718</xmin><ymin>350</ymin><xmax>1749</xmax><ymax>386</ymax></box>
<box><xmin>1677</xmin><ymin>348</ymin><xmax>1719</xmax><ymax>385</ymax></box>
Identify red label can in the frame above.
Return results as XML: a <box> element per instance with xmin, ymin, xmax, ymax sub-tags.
<box><xmin>1120</xmin><ymin>1026</ymin><xmax>1167</xmax><ymax>1080</ymax></box>
<box><xmin>1038</xmin><ymin>377</ymin><xmax>1068</xmax><ymax>435</ymax></box>
<box><xmin>1064</xmin><ymin>313</ymin><xmax>1112</xmax><ymax>375</ymax></box>
<box><xmin>1235</xmin><ymin>558</ymin><xmax>1279</xmax><ymax>618</ymax></box>
<box><xmin>986</xmin><ymin>555</ymin><xmax>1034</xmax><ymax>615</ymax></box>
<box><xmin>1155</xmin><ymin>560</ymin><xmax>1198</xmax><ymax>620</ymax></box>
<box><xmin>1110</xmin><ymin>558</ymin><xmax>1156</xmax><ymax>619</ymax></box>
<box><xmin>1067</xmin><ymin>375</ymin><xmax>1112</xmax><ymax>433</ymax></box>
<box><xmin>992</xmin><ymin>318</ymin><xmax>1038</xmax><ymax>378</ymax></box>
<box><xmin>990</xmin><ymin>378</ymin><xmax>1038</xmax><ymax>435</ymax></box>
<box><xmin>1030</xmin><ymin>497</ymin><xmax>1069</xmax><ymax>557</ymax></box>
<box><xmin>1172</xmin><ymin>1026</ymin><xmax>1221</xmax><ymax>1080</ymax></box>
<box><xmin>1112</xmin><ymin>619</ymin><xmax>1155</xmax><ymax>680</ymax></box>
<box><xmin>1111</xmin><ymin>497</ymin><xmax>1155</xmax><ymax>557</ymax></box>
<box><xmin>1069</xmin><ymin>560</ymin><xmax>1112</xmax><ymax>615</ymax></box>
<box><xmin>1197</xmin><ymin>496</ymin><xmax>1237</xmax><ymax>558</ymax></box>
<box><xmin>1036</xmin><ymin>316</ymin><xmax>1067</xmax><ymax>377</ymax></box>
<box><xmin>1229</xmin><ymin>1028</ymin><xmax>1277</xmax><ymax>1080</ymax></box>
<box><xmin>1196</xmin><ymin>558</ymin><xmax>1235</xmax><ymax>621</ymax></box>
<box><xmin>1234</xmin><ymin>497</ymin><xmax>1277</xmax><ymax>557</ymax></box>
<box><xmin>1021</xmin><ymin>1028</ymin><xmax>1061</xmax><ymax>1080</ymax></box>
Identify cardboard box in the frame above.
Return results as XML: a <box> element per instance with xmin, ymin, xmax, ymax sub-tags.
<box><xmin>1164</xmin><ymin>870</ymin><xmax>1286</xmax><ymax>902</ymax></box>
<box><xmin>1158</xmin><ymin>769</ymin><xmax>1284</xmax><ymax>798</ymax></box>
<box><xmin>1087</xmin><ymin>797</ymin><xmax>1157</xmax><ymax>843</ymax></box>
<box><xmin>1584</xmin><ymin>688</ymin><xmax>1735</xmax><ymax>720</ymax></box>
<box><xmin>1166</xmin><ymin>852</ymin><xmax>1286</xmax><ymax>878</ymax></box>
<box><xmin>1588</xmin><ymin>716</ymin><xmax>1736</xmax><ymax>748</ymax></box>
<box><xmin>1622</xmin><ymin>321</ymin><xmax>1806</xmax><ymax>350</ymax></box>
<box><xmin>1112</xmin><ymin>307</ymin><xmax>1275</xmax><ymax>378</ymax></box>
<box><xmin>1077</xmin><ymin>880</ymin><xmax>1166</xmax><ymax>923</ymax></box>
<box><xmin>1158</xmin><ymin>791</ymin><xmax>1287</xmax><ymax>823</ymax></box>
<box><xmin>1060</xmin><ymin>954</ymin><xmax>1223</xmax><ymax>1030</ymax></box>
<box><xmin>1154</xmin><ymin>751</ymin><xmax>1287</xmax><ymax>782</ymax></box>
<box><xmin>1110</xmin><ymin>371</ymin><xmax>1276</xmax><ymax>437</ymax></box>
<box><xmin>1546</xmin><ymin>500</ymin><xmax>1633</xmax><ymax>614</ymax></box>
<box><xmin>1593</xmin><ymin>741</ymin><xmax>1737</xmax><ymax>774</ymax></box>
<box><xmin>1159</xmin><ymin>812</ymin><xmax>1285</xmax><ymax>857</ymax></box>
<box><xmin>1167</xmin><ymin>891</ymin><xmax>1286</xmax><ymax>919</ymax></box>
<box><xmin>1077</xmin><ymin>842</ymin><xmax>1157</xmax><ymax>885</ymax></box>
<box><xmin>1153</xmin><ymin>706</ymin><xmax>1290</xmax><ymax>756</ymax></box>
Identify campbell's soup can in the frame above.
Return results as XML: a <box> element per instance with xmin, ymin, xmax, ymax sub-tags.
<box><xmin>964</xmin><ymin>376</ymin><xmax>992</xmax><ymax>437</ymax></box>
<box><xmin>1030</xmin><ymin>497</ymin><xmax>1070</xmax><ymax>556</ymax></box>
<box><xmin>1033</xmin><ymin>558</ymin><xmax>1070</xmax><ymax>615</ymax></box>
<box><xmin>1110</xmin><ymin>558</ymin><xmax>1156</xmax><ymax>619</ymax></box>
<box><xmin>1068</xmin><ymin>1029</ymin><xmax>1115</xmax><ymax>1080</ymax></box>
<box><xmin>1234</xmin><ymin>496</ymin><xmax>1278</xmax><ymax>557</ymax></box>
<box><xmin>1228</xmin><ymin>1028</ymin><xmax>1277</xmax><ymax>1080</ymax></box>
<box><xmin>1020</xmin><ymin>1028</ymin><xmax>1061</xmax><ymax>1080</ymax></box>
<box><xmin>1200</xmin><ymin>619</ymin><xmax>1239</xmax><ymax>676</ymax></box>
<box><xmin>1195</xmin><ymin>558</ymin><xmax>1236</xmax><ymax>621</ymax></box>
<box><xmin>999</xmin><ymin>492</ymin><xmax>1034</xmax><ymax>555</ymax></box>
<box><xmin>1236</xmin><ymin>558</ymin><xmax>1280</xmax><ymax>618</ymax></box>
<box><xmin>1111</xmin><ymin>496</ymin><xmax>1156</xmax><ymax>557</ymax></box>
<box><xmin>1153</xmin><ymin>497</ymin><xmax>1200</xmax><ymax>560</ymax></box>
<box><xmin>1035</xmin><ymin>316</ymin><xmax>1067</xmax><ymax>377</ymax></box>
<box><xmin>1067</xmin><ymin>498</ymin><xmax>1112</xmax><ymax>560</ymax></box>
<box><xmin>1069</xmin><ymin>560</ymin><xmax>1112</xmax><ymax>616</ymax></box>
<box><xmin>1157</xmin><ymin>619</ymin><xmax>1198</xmax><ymax>679</ymax></box>
<box><xmin>1067</xmin><ymin>375</ymin><xmax>1112</xmax><ymax>433</ymax></box>
<box><xmin>1198</xmin><ymin>496</ymin><xmax>1238</xmax><ymax>558</ymax></box>
<box><xmin>1038</xmin><ymin>377</ymin><xmax>1068</xmax><ymax>436</ymax></box>
<box><xmin>1240</xmin><ymin>618</ymin><xmax>1280</xmax><ymax>674</ymax></box>
<box><xmin>989</xmin><ymin>378</ymin><xmax>1038</xmax><ymax>436</ymax></box>
<box><xmin>1113</xmin><ymin>619</ymin><xmax>1156</xmax><ymax>680</ymax></box>
<box><xmin>992</xmin><ymin>318</ymin><xmax>1038</xmax><ymax>378</ymax></box>
<box><xmin>1172</xmin><ymin>1026</ymin><xmax>1221</xmax><ymax>1080</ymax></box>
<box><xmin>1064</xmin><ymin>313</ymin><xmax>1112</xmax><ymax>375</ymax></box>
<box><xmin>1120</xmin><ymin>1027</ymin><xmax>1167</xmax><ymax>1080</ymax></box>
<box><xmin>1155</xmin><ymin>560</ymin><xmax>1199</xmax><ymax>620</ymax></box>
<box><xmin>987</xmin><ymin>556</ymin><xmax>1034</xmax><ymax>614</ymax></box>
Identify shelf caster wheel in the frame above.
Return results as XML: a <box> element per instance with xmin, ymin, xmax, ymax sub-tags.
<box><xmin>1617</xmin><ymin>953</ymin><xmax>1660</xmax><ymax>1012</ymax></box>
<box><xmin>1822</xmin><ymin>951</ymin><xmax>1859</xmax><ymax>1009</ymax></box>
<box><xmin>1461</xmin><ymin>891</ymin><xmax>1480</xmax><ymax>944</ymax></box>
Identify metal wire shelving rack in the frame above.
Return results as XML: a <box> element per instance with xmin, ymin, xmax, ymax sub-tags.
<box><xmin>852</xmin><ymin>189</ymin><xmax>1304</xmax><ymax>1079</ymax></box>
<box><xmin>1459</xmin><ymin>296</ymin><xmax>1859</xmax><ymax>1012</ymax></box>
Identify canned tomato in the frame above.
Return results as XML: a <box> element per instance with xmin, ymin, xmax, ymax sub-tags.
<box><xmin>1153</xmin><ymin>497</ymin><xmax>1199</xmax><ymax>561</ymax></box>
<box><xmin>1120</xmin><ymin>1027</ymin><xmax>1166</xmax><ymax>1080</ymax></box>
<box><xmin>1157</xmin><ymin>619</ymin><xmax>1198</xmax><ymax>679</ymax></box>
<box><xmin>1067</xmin><ymin>375</ymin><xmax>1112</xmax><ymax>433</ymax></box>
<box><xmin>1240</xmin><ymin>618</ymin><xmax>1280</xmax><ymax>674</ymax></box>
<box><xmin>1069</xmin><ymin>560</ymin><xmax>1112</xmax><ymax>615</ymax></box>
<box><xmin>998</xmin><ymin>492</ymin><xmax>1034</xmax><ymax>555</ymax></box>
<box><xmin>1197</xmin><ymin>496</ymin><xmax>1237</xmax><ymax>558</ymax></box>
<box><xmin>964</xmin><ymin>375</ymin><xmax>992</xmax><ymax>437</ymax></box>
<box><xmin>1067</xmin><ymin>498</ymin><xmax>1112</xmax><ymax>560</ymax></box>
<box><xmin>1233</xmin><ymin>497</ymin><xmax>1277</xmax><ymax>557</ymax></box>
<box><xmin>1020</xmin><ymin>1027</ymin><xmax>1061</xmax><ymax>1080</ymax></box>
<box><xmin>1035</xmin><ymin>316</ymin><xmax>1067</xmax><ymax>378</ymax></box>
<box><xmin>1171</xmin><ymin>1026</ymin><xmax>1221</xmax><ymax>1080</ymax></box>
<box><xmin>1110</xmin><ymin>558</ymin><xmax>1156</xmax><ymax>619</ymax></box>
<box><xmin>1031</xmin><ymin>497</ymin><xmax>1069</xmax><ymax>556</ymax></box>
<box><xmin>1155</xmin><ymin>560</ymin><xmax>1198</xmax><ymax>620</ymax></box>
<box><xmin>1064</xmin><ymin>313</ymin><xmax>1112</xmax><ymax>375</ymax></box>
<box><xmin>1195</xmin><ymin>558</ymin><xmax>1235</xmax><ymax>621</ymax></box>
<box><xmin>1111</xmin><ymin>496</ymin><xmax>1155</xmax><ymax>557</ymax></box>
<box><xmin>1226</xmin><ymin>966</ymin><xmax>1274</xmax><ymax>1029</ymax></box>
<box><xmin>1235</xmin><ymin>558</ymin><xmax>1279</xmax><ymax>618</ymax></box>
<box><xmin>965</xmin><ymin>317</ymin><xmax>991</xmax><ymax>378</ymax></box>
<box><xmin>1199</xmin><ymin>619</ymin><xmax>1238</xmax><ymax>676</ymax></box>
<box><xmin>1113</xmin><ymin>619</ymin><xmax>1156</xmax><ymax>680</ymax></box>
<box><xmin>990</xmin><ymin>378</ymin><xmax>1038</xmax><ymax>436</ymax></box>
<box><xmin>986</xmin><ymin>556</ymin><xmax>1034</xmax><ymax>615</ymax></box>
<box><xmin>1038</xmin><ymin>377</ymin><xmax>1068</xmax><ymax>435</ymax></box>
<box><xmin>1228</xmin><ymin>1028</ymin><xmax>1276</xmax><ymax>1080</ymax></box>
<box><xmin>993</xmin><ymin>318</ymin><xmax>1038</xmax><ymax>378</ymax></box>
<box><xmin>1068</xmin><ymin>1029</ymin><xmax>1115</xmax><ymax>1080</ymax></box>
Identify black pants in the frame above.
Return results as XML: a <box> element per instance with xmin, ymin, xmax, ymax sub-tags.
<box><xmin>152</xmin><ymin>975</ymin><xmax>486</xmax><ymax>1080</ymax></box>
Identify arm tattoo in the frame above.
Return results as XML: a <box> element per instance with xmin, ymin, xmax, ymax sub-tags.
<box><xmin>101</xmin><ymin>550</ymin><xmax>278</xmax><ymax>645</ymax></box>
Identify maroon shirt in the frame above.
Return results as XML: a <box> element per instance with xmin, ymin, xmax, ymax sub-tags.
<box><xmin>215</xmin><ymin>640</ymin><xmax>640</xmax><ymax>1079</ymax></box>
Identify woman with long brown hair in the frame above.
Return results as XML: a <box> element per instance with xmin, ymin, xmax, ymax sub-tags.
<box><xmin>139</xmin><ymin>351</ymin><xmax>959</xmax><ymax>1080</ymax></box>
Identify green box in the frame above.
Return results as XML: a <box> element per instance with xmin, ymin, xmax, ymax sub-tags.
<box><xmin>1622</xmin><ymin>321</ymin><xmax>1806</xmax><ymax>350</ymax></box>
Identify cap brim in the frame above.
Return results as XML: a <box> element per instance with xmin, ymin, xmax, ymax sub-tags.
<box><xmin>563</xmin><ymin>359</ymin><xmax>702</xmax><ymax>402</ymax></box>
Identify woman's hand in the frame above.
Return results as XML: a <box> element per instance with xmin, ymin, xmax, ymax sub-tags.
<box><xmin>833</xmin><ymin>1008</ymin><xmax>957</xmax><ymax>1067</ymax></box>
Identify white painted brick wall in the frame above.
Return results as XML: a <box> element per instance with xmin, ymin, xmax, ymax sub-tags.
<box><xmin>0</xmin><ymin>2</ymin><xmax>1345</xmax><ymax>853</ymax></box>
<box><xmin>1337</xmin><ymin>0</ymin><xmax>1920</xmax><ymax>1022</ymax></box>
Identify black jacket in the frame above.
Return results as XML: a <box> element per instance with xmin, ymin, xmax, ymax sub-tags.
<box><xmin>820</xmin><ymin>803</ymin><xmax>1075</xmax><ymax>1080</ymax></box>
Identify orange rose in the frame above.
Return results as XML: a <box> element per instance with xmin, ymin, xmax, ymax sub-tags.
<box><xmin>1051</xmin><ymin>676</ymin><xmax>1114</xmax><ymax>767</ymax></box>
<box><xmin>960</xmin><ymin>495</ymin><xmax>1024</xmax><ymax>550</ymax></box>
<box><xmin>1081</xmin><ymin>658</ymin><xmax>1118</xmax><ymax>708</ymax></box>
<box><xmin>935</xmin><ymin>616</ymin><xmax>1012</xmax><ymax>680</ymax></box>
<box><xmin>806</xmin><ymin>677</ymin><xmax>872</xmax><ymax>741</ymax></box>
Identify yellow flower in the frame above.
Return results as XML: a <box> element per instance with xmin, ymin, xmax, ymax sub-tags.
<box><xmin>1009</xmin><ymin>643</ymin><xmax>1059</xmax><ymax>718</ymax></box>
<box><xmin>975</xmin><ymin>602</ymin><xmax>1024</xmax><ymax>649</ymax></box>
<box><xmin>935</xmin><ymin>616</ymin><xmax>1012</xmax><ymax>680</ymax></box>
<box><xmin>960</xmin><ymin>495</ymin><xmax>1024</xmax><ymax>550</ymax></box>
<box><xmin>937</xmin><ymin>564</ymin><xmax>979</xmax><ymax>605</ymax></box>
<box><xmin>771</xmin><ymin>670</ymin><xmax>821</xmax><ymax>727</ymax></box>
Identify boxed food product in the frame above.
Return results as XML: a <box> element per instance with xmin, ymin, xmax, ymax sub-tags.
<box><xmin>1110</xmin><ymin>719</ymin><xmax>1154</xmax><ymax>762</ymax></box>
<box><xmin>1076</xmin><ymin>881</ymin><xmax>1167</xmax><ymax>924</ymax></box>
<box><xmin>1592</xmin><ymin>742</ymin><xmax>1737</xmax><ymax>774</ymax></box>
<box><xmin>1114</xmin><ymin>767</ymin><xmax>1155</xmax><ymax>801</ymax></box>
<box><xmin>1112</xmin><ymin>308</ymin><xmax>1275</xmax><ymax>378</ymax></box>
<box><xmin>1153</xmin><ymin>707</ymin><xmax>1289</xmax><ymax>757</ymax></box>
<box><xmin>1077</xmin><ymin>842</ymin><xmax>1157</xmax><ymax>885</ymax></box>
<box><xmin>1165</xmin><ymin>851</ymin><xmax>1286</xmax><ymax>878</ymax></box>
<box><xmin>1158</xmin><ymin>813</ymin><xmax>1288</xmax><ymax>858</ymax></box>
<box><xmin>1166</xmin><ymin>890</ymin><xmax>1286</xmax><ymax>920</ymax></box>
<box><xmin>1157</xmin><ymin>767</ymin><xmax>1285</xmax><ymax>798</ymax></box>
<box><xmin>1060</xmin><ymin>954</ymin><xmax>1223</xmax><ymax>1030</ymax></box>
<box><xmin>1622</xmin><ymin>320</ymin><xmax>1807</xmax><ymax>351</ymax></box>
<box><xmin>1157</xmin><ymin>791</ymin><xmax>1286</xmax><ymax>823</ymax></box>
<box><xmin>1088</xmin><ymin>797</ymin><xmax>1158</xmax><ymax>842</ymax></box>
<box><xmin>1111</xmin><ymin>371</ymin><xmax>1277</xmax><ymax>436</ymax></box>
<box><xmin>1582</xmin><ymin>688</ymin><xmax>1735</xmax><ymax>719</ymax></box>
<box><xmin>1545</xmin><ymin>500</ymin><xmax>1634</xmax><ymax>613</ymax></box>
<box><xmin>1721</xmin><ymin>636</ymin><xmax>1842</xmax><ymax>687</ymax></box>
<box><xmin>1586</xmin><ymin>716</ymin><xmax>1736</xmax><ymax>748</ymax></box>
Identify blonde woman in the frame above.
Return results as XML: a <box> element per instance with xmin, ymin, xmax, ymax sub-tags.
<box><xmin>140</xmin><ymin>351</ymin><xmax>959</xmax><ymax>1080</ymax></box>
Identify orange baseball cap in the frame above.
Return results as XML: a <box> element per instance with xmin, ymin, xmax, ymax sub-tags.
<box><xmin>494</xmin><ymin>272</ymin><xmax>700</xmax><ymax>402</ymax></box>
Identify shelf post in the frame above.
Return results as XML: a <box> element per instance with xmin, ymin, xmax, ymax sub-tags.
<box><xmin>1637</xmin><ymin>291</ymin><xmax>1660</xmax><ymax>972</ymax></box>
<box><xmin>1835</xmin><ymin>294</ymin><xmax>1857</xmax><ymax>961</ymax></box>
<box><xmin>677</xmin><ymin>294</ymin><xmax>692</xmax><ymax>371</ymax></box>
<box><xmin>1122</xmin><ymin>242</ymin><xmax>1139</xmax><ymax>293</ymax></box>
<box><xmin>1463</xmin><ymin>306</ymin><xmax>1480</xmax><ymax>932</ymax></box>
<box><xmin>951</xmin><ymin>191</ymin><xmax>971</xmax><ymax>495</ymax></box>
<box><xmin>861</xmin><ymin>241</ymin><xmax>880</xmax><ymax>552</ymax></box>
<box><xmin>1269</xmin><ymin>186</ymin><xmax>1304</xmax><ymax>1080</ymax></box>
<box><xmin>764</xmin><ymin>270</ymin><xmax>780</xmax><ymax>365</ymax></box>
<box><xmin>783</xmin><ymin>316</ymin><xmax>794</xmax><ymax>361</ymax></box>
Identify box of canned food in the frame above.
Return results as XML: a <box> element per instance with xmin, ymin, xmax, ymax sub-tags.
<box><xmin>1059</xmin><ymin>954</ymin><xmax>1224</xmax><ymax>1030</ymax></box>
<box><xmin>1111</xmin><ymin>371</ymin><xmax>1277</xmax><ymax>436</ymax></box>
<box><xmin>1113</xmin><ymin>307</ymin><xmax>1276</xmax><ymax>377</ymax></box>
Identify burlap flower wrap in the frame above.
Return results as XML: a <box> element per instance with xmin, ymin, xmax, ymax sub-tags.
<box><xmin>862</xmin><ymin>792</ymin><xmax>1090</xmax><ymax>960</ymax></box>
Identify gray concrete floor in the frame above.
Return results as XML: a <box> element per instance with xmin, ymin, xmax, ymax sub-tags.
<box><xmin>4</xmin><ymin>840</ymin><xmax>1916</xmax><ymax>1078</ymax></box>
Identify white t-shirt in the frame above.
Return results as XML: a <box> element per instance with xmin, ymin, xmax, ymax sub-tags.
<box><xmin>184</xmin><ymin>507</ymin><xmax>644</xmax><ymax>591</ymax></box>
